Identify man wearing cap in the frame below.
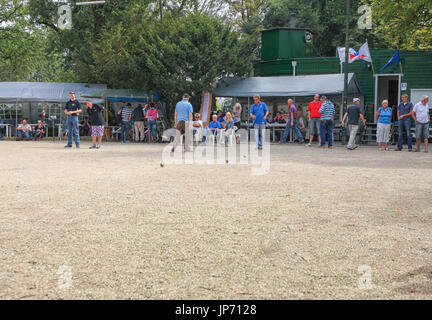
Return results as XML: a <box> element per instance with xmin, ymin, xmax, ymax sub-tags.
<box><xmin>395</xmin><ymin>94</ymin><xmax>414</xmax><ymax>152</ymax></box>
<box><xmin>64</xmin><ymin>91</ymin><xmax>82</xmax><ymax>148</ymax></box>
<box><xmin>318</xmin><ymin>96</ymin><xmax>335</xmax><ymax>148</ymax></box>
<box><xmin>172</xmin><ymin>93</ymin><xmax>193</xmax><ymax>152</ymax></box>
<box><xmin>341</xmin><ymin>98</ymin><xmax>366</xmax><ymax>150</ymax></box>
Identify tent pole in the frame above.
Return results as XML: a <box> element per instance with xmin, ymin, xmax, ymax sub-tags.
<box><xmin>15</xmin><ymin>98</ymin><xmax>18</xmax><ymax>137</ymax></box>
<box><xmin>106</xmin><ymin>97</ymin><xmax>108</xmax><ymax>142</ymax></box>
<box><xmin>247</xmin><ymin>96</ymin><xmax>250</xmax><ymax>144</ymax></box>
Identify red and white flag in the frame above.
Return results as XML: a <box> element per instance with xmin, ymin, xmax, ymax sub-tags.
<box><xmin>338</xmin><ymin>41</ymin><xmax>372</xmax><ymax>63</ymax></box>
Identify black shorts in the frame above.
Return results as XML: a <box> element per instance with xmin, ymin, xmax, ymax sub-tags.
<box><xmin>234</xmin><ymin>121</ymin><xmax>241</xmax><ymax>132</ymax></box>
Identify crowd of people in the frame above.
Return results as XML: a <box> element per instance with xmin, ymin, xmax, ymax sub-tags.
<box><xmin>6</xmin><ymin>90</ymin><xmax>431</xmax><ymax>153</ymax></box>
<box><xmin>14</xmin><ymin>119</ymin><xmax>45</xmax><ymax>141</ymax></box>
<box><xmin>117</xmin><ymin>102</ymin><xmax>160</xmax><ymax>144</ymax></box>
<box><xmin>247</xmin><ymin>93</ymin><xmax>430</xmax><ymax>152</ymax></box>
<box><xmin>62</xmin><ymin>91</ymin><xmax>161</xmax><ymax>149</ymax></box>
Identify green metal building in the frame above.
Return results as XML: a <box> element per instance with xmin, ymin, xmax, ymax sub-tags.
<box><xmin>253</xmin><ymin>27</ymin><xmax>432</xmax><ymax>122</ymax></box>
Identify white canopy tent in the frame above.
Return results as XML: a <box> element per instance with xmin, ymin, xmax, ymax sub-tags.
<box><xmin>0</xmin><ymin>82</ymin><xmax>106</xmax><ymax>137</ymax></box>
<box><xmin>0</xmin><ymin>82</ymin><xmax>106</xmax><ymax>103</ymax></box>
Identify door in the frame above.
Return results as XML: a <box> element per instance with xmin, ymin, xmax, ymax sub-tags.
<box><xmin>375</xmin><ymin>75</ymin><xmax>400</xmax><ymax>122</ymax></box>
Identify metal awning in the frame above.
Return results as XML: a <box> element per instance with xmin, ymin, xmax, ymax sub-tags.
<box><xmin>213</xmin><ymin>73</ymin><xmax>362</xmax><ymax>97</ymax></box>
<box><xmin>83</xmin><ymin>89</ymin><xmax>163</xmax><ymax>102</ymax></box>
<box><xmin>0</xmin><ymin>82</ymin><xmax>107</xmax><ymax>103</ymax></box>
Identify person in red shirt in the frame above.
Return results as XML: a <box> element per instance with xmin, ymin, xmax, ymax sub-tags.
<box><xmin>307</xmin><ymin>94</ymin><xmax>322</xmax><ymax>146</ymax></box>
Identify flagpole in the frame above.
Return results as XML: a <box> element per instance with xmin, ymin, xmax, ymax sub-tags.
<box><xmin>366</xmin><ymin>40</ymin><xmax>376</xmax><ymax>75</ymax></box>
<box><xmin>342</xmin><ymin>0</ymin><xmax>350</xmax><ymax>145</ymax></box>
<box><xmin>343</xmin><ymin>0</ymin><xmax>350</xmax><ymax>114</ymax></box>
<box><xmin>398</xmin><ymin>48</ymin><xmax>403</xmax><ymax>74</ymax></box>
<box><xmin>371</xmin><ymin>63</ymin><xmax>376</xmax><ymax>74</ymax></box>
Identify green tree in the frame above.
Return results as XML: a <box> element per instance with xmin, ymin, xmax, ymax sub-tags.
<box><xmin>90</xmin><ymin>11</ymin><xmax>253</xmax><ymax>117</ymax></box>
<box><xmin>365</xmin><ymin>0</ymin><xmax>432</xmax><ymax>50</ymax></box>
<box><xmin>0</xmin><ymin>0</ymin><xmax>73</xmax><ymax>81</ymax></box>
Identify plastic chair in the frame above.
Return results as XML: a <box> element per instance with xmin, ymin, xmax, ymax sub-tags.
<box><xmin>224</xmin><ymin>126</ymin><xmax>237</xmax><ymax>146</ymax></box>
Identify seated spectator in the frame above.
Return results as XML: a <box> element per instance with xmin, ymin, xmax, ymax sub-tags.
<box><xmin>272</xmin><ymin>112</ymin><xmax>286</xmax><ymax>124</ymax></box>
<box><xmin>223</xmin><ymin>112</ymin><xmax>235</xmax><ymax>144</ymax></box>
<box><xmin>192</xmin><ymin>113</ymin><xmax>204</xmax><ymax>143</ymax></box>
<box><xmin>192</xmin><ymin>113</ymin><xmax>203</xmax><ymax>132</ymax></box>
<box><xmin>208</xmin><ymin>114</ymin><xmax>221</xmax><ymax>136</ymax></box>
<box><xmin>224</xmin><ymin>112</ymin><xmax>234</xmax><ymax>130</ymax></box>
<box><xmin>16</xmin><ymin>119</ymin><xmax>32</xmax><ymax>140</ymax></box>
<box><xmin>0</xmin><ymin>119</ymin><xmax>5</xmax><ymax>140</ymax></box>
<box><xmin>80</xmin><ymin>116</ymin><xmax>91</xmax><ymax>136</ymax></box>
<box><xmin>217</xmin><ymin>110</ymin><xmax>225</xmax><ymax>125</ymax></box>
<box><xmin>271</xmin><ymin>112</ymin><xmax>286</xmax><ymax>141</ymax></box>
<box><xmin>33</xmin><ymin>120</ymin><xmax>45</xmax><ymax>141</ymax></box>
<box><xmin>297</xmin><ymin>109</ymin><xmax>307</xmax><ymax>141</ymax></box>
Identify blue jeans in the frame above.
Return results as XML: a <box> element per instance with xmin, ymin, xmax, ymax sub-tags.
<box><xmin>320</xmin><ymin>119</ymin><xmax>333</xmax><ymax>147</ymax></box>
<box><xmin>67</xmin><ymin>116</ymin><xmax>80</xmax><ymax>146</ymax></box>
<box><xmin>0</xmin><ymin>120</ymin><xmax>4</xmax><ymax>139</ymax></box>
<box><xmin>397</xmin><ymin>120</ymin><xmax>412</xmax><ymax>150</ymax></box>
<box><xmin>17</xmin><ymin>130</ymin><xmax>31</xmax><ymax>138</ymax></box>
<box><xmin>254</xmin><ymin>123</ymin><xmax>266</xmax><ymax>147</ymax></box>
<box><xmin>281</xmin><ymin>118</ymin><xmax>304</xmax><ymax>143</ymax></box>
<box><xmin>149</xmin><ymin>120</ymin><xmax>157</xmax><ymax>142</ymax></box>
<box><xmin>121</xmin><ymin>121</ymin><xmax>130</xmax><ymax>142</ymax></box>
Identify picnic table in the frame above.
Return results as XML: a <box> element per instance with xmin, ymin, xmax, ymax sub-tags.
<box><xmin>243</xmin><ymin>122</ymin><xmax>296</xmax><ymax>142</ymax></box>
<box><xmin>0</xmin><ymin>123</ymin><xmax>12</xmax><ymax>138</ymax></box>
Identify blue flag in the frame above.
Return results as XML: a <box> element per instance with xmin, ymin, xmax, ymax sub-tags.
<box><xmin>380</xmin><ymin>50</ymin><xmax>401</xmax><ymax>71</ymax></box>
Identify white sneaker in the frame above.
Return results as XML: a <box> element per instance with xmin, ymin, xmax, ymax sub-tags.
<box><xmin>306</xmin><ymin>143</ymin><xmax>312</xmax><ymax>147</ymax></box>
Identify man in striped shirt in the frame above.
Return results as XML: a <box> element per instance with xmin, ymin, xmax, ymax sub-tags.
<box><xmin>318</xmin><ymin>96</ymin><xmax>335</xmax><ymax>148</ymax></box>
<box><xmin>118</xmin><ymin>103</ymin><xmax>132</xmax><ymax>143</ymax></box>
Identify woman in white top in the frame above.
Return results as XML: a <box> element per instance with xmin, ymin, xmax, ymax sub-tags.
<box><xmin>192</xmin><ymin>113</ymin><xmax>204</xmax><ymax>142</ymax></box>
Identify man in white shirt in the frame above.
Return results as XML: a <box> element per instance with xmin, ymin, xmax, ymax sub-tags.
<box><xmin>16</xmin><ymin>119</ymin><xmax>32</xmax><ymax>140</ymax></box>
<box><xmin>413</xmin><ymin>95</ymin><xmax>430</xmax><ymax>153</ymax></box>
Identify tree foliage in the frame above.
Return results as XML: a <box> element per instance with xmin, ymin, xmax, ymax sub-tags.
<box><xmin>89</xmin><ymin>10</ymin><xmax>253</xmax><ymax>113</ymax></box>
<box><xmin>364</xmin><ymin>0</ymin><xmax>432</xmax><ymax>50</ymax></box>
<box><xmin>1</xmin><ymin>0</ymin><xmax>430</xmax><ymax>108</ymax></box>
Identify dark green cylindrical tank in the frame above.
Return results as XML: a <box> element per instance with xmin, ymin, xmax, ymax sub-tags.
<box><xmin>261</xmin><ymin>28</ymin><xmax>314</xmax><ymax>61</ymax></box>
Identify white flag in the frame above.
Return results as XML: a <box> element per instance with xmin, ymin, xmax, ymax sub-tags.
<box><xmin>338</xmin><ymin>47</ymin><xmax>359</xmax><ymax>63</ymax></box>
<box><xmin>358</xmin><ymin>41</ymin><xmax>372</xmax><ymax>62</ymax></box>
<box><xmin>338</xmin><ymin>42</ymin><xmax>372</xmax><ymax>63</ymax></box>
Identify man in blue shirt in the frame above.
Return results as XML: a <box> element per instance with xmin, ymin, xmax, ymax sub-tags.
<box><xmin>318</xmin><ymin>96</ymin><xmax>335</xmax><ymax>148</ymax></box>
<box><xmin>396</xmin><ymin>94</ymin><xmax>414</xmax><ymax>151</ymax></box>
<box><xmin>64</xmin><ymin>91</ymin><xmax>82</xmax><ymax>148</ymax></box>
<box><xmin>172</xmin><ymin>93</ymin><xmax>193</xmax><ymax>152</ymax></box>
<box><xmin>208</xmin><ymin>114</ymin><xmax>222</xmax><ymax>135</ymax></box>
<box><xmin>249</xmin><ymin>94</ymin><xmax>269</xmax><ymax>149</ymax></box>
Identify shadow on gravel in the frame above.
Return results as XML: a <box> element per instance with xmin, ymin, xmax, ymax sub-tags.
<box><xmin>394</xmin><ymin>266</ymin><xmax>432</xmax><ymax>294</ymax></box>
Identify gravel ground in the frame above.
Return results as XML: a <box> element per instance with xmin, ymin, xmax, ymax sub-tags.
<box><xmin>0</xmin><ymin>140</ymin><xmax>431</xmax><ymax>300</ymax></box>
